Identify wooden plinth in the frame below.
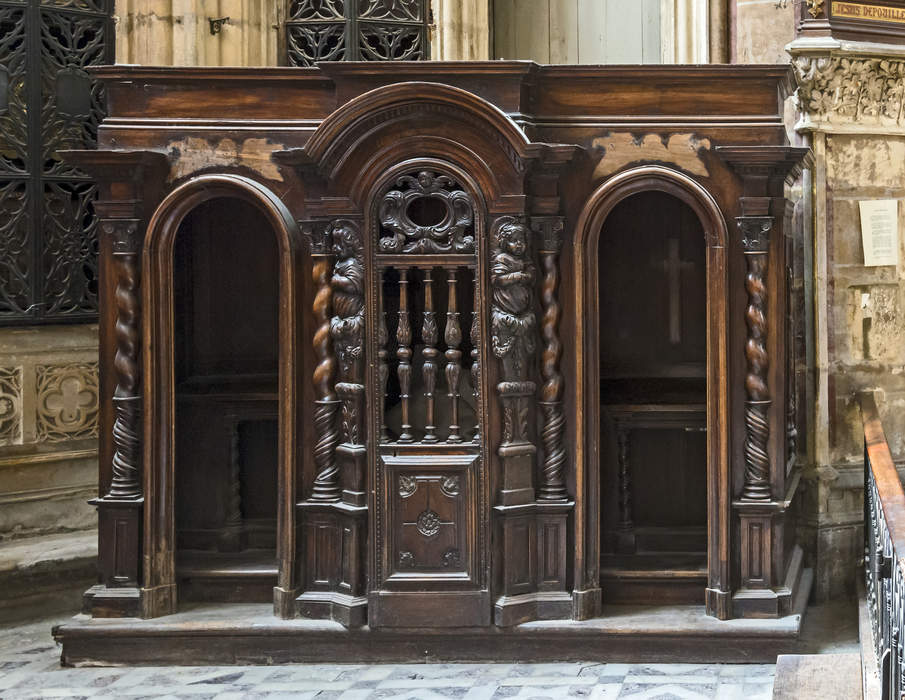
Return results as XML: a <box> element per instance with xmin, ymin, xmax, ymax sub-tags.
<box><xmin>54</xmin><ymin>582</ymin><xmax>811</xmax><ymax>666</ymax></box>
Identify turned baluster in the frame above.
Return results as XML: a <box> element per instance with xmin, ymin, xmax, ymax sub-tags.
<box><xmin>422</xmin><ymin>268</ymin><xmax>440</xmax><ymax>443</ymax></box>
<box><xmin>378</xmin><ymin>290</ymin><xmax>389</xmax><ymax>443</ymax></box>
<box><xmin>445</xmin><ymin>268</ymin><xmax>463</xmax><ymax>443</ymax></box>
<box><xmin>470</xmin><ymin>273</ymin><xmax>481</xmax><ymax>444</ymax></box>
<box><xmin>616</xmin><ymin>424</ymin><xmax>633</xmax><ymax>532</ymax></box>
<box><xmin>397</xmin><ymin>269</ymin><xmax>414</xmax><ymax>443</ymax></box>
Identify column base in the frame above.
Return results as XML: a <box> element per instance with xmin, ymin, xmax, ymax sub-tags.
<box><xmin>83</xmin><ymin>584</ymin><xmax>141</xmax><ymax>618</ymax></box>
<box><xmin>494</xmin><ymin>591</ymin><xmax>573</xmax><ymax>626</ymax></box>
<box><xmin>572</xmin><ymin>587</ymin><xmax>602</xmax><ymax>620</ymax></box>
<box><xmin>296</xmin><ymin>591</ymin><xmax>368</xmax><ymax>627</ymax></box>
<box><xmin>140</xmin><ymin>583</ymin><xmax>177</xmax><ymax>618</ymax></box>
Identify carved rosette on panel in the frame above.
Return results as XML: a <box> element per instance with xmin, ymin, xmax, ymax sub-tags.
<box><xmin>534</xmin><ymin>216</ymin><xmax>568</xmax><ymax>502</ymax></box>
<box><xmin>0</xmin><ymin>367</ymin><xmax>22</xmax><ymax>446</ymax></box>
<box><xmin>330</xmin><ymin>219</ymin><xmax>366</xmax><ymax>453</ymax></box>
<box><xmin>739</xmin><ymin>216</ymin><xmax>774</xmax><ymax>501</ymax></box>
<box><xmin>306</xmin><ymin>222</ymin><xmax>342</xmax><ymax>501</ymax></box>
<box><xmin>491</xmin><ymin>216</ymin><xmax>537</xmax><ymax>451</ymax></box>
<box><xmin>378</xmin><ymin>171</ymin><xmax>474</xmax><ymax>254</ymax></box>
<box><xmin>35</xmin><ymin>362</ymin><xmax>99</xmax><ymax>442</ymax></box>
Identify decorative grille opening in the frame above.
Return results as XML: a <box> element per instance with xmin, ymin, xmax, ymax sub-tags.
<box><xmin>285</xmin><ymin>0</ymin><xmax>430</xmax><ymax>66</ymax></box>
<box><xmin>0</xmin><ymin>0</ymin><xmax>113</xmax><ymax>324</ymax></box>
<box><xmin>374</xmin><ymin>170</ymin><xmax>481</xmax><ymax>447</ymax></box>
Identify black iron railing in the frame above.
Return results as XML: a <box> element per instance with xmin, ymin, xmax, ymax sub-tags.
<box><xmin>862</xmin><ymin>390</ymin><xmax>905</xmax><ymax>700</ymax></box>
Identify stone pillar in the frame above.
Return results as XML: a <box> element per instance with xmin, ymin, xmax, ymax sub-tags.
<box><xmin>115</xmin><ymin>0</ymin><xmax>282</xmax><ymax>66</ymax></box>
<box><xmin>61</xmin><ymin>150</ymin><xmax>168</xmax><ymax>617</ymax></box>
<box><xmin>790</xmin><ymin>34</ymin><xmax>905</xmax><ymax>601</ymax></box>
<box><xmin>431</xmin><ymin>0</ymin><xmax>492</xmax><ymax>60</ymax></box>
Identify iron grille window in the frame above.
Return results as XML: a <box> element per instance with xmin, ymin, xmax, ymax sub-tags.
<box><xmin>0</xmin><ymin>0</ymin><xmax>112</xmax><ymax>324</ymax></box>
<box><xmin>286</xmin><ymin>0</ymin><xmax>430</xmax><ymax>66</ymax></box>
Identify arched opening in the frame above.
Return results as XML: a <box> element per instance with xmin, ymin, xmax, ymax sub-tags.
<box><xmin>171</xmin><ymin>197</ymin><xmax>280</xmax><ymax>603</ymax></box>
<box><xmin>142</xmin><ymin>174</ymin><xmax>302</xmax><ymax>618</ymax></box>
<box><xmin>597</xmin><ymin>190</ymin><xmax>708</xmax><ymax>604</ymax></box>
<box><xmin>573</xmin><ymin>165</ymin><xmax>730</xmax><ymax>619</ymax></box>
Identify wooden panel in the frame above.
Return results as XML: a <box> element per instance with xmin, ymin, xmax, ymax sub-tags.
<box><xmin>381</xmin><ymin>454</ymin><xmax>478</xmax><ymax>583</ymax></box>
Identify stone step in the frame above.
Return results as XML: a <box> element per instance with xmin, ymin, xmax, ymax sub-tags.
<box><xmin>772</xmin><ymin>653</ymin><xmax>862</xmax><ymax>699</ymax></box>
<box><xmin>0</xmin><ymin>531</ymin><xmax>96</xmax><ymax>623</ymax></box>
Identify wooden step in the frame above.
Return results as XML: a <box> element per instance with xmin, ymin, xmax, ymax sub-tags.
<box><xmin>773</xmin><ymin>653</ymin><xmax>862</xmax><ymax>699</ymax></box>
<box><xmin>600</xmin><ymin>552</ymin><xmax>707</xmax><ymax>605</ymax></box>
<box><xmin>176</xmin><ymin>550</ymin><xmax>277</xmax><ymax>603</ymax></box>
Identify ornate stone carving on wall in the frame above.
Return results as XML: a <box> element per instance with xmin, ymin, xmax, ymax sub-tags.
<box><xmin>0</xmin><ymin>366</ymin><xmax>22</xmax><ymax>446</ymax></box>
<box><xmin>793</xmin><ymin>54</ymin><xmax>905</xmax><ymax>129</ymax></box>
<box><xmin>34</xmin><ymin>362</ymin><xmax>99</xmax><ymax>442</ymax></box>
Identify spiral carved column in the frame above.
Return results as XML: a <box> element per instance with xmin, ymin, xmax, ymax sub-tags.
<box><xmin>106</xmin><ymin>232</ymin><xmax>143</xmax><ymax>500</ymax></box>
<box><xmin>739</xmin><ymin>216</ymin><xmax>774</xmax><ymax>502</ymax></box>
<box><xmin>310</xmin><ymin>226</ymin><xmax>341</xmax><ymax>502</ymax></box>
<box><xmin>534</xmin><ymin>217</ymin><xmax>568</xmax><ymax>502</ymax></box>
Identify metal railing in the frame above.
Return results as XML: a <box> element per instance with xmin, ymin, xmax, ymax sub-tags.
<box><xmin>862</xmin><ymin>391</ymin><xmax>905</xmax><ymax>700</ymax></box>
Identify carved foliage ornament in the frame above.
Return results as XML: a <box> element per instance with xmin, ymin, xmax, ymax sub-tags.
<box><xmin>378</xmin><ymin>171</ymin><xmax>475</xmax><ymax>254</ymax></box>
<box><xmin>806</xmin><ymin>0</ymin><xmax>825</xmax><ymax>17</ymax></box>
<box><xmin>793</xmin><ymin>54</ymin><xmax>905</xmax><ymax>127</ymax></box>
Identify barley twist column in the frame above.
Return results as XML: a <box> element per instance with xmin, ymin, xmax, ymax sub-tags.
<box><xmin>310</xmin><ymin>225</ymin><xmax>341</xmax><ymax>501</ymax></box>
<box><xmin>739</xmin><ymin>216</ymin><xmax>774</xmax><ymax>501</ymax></box>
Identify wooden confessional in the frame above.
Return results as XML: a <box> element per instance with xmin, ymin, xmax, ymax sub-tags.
<box><xmin>57</xmin><ymin>62</ymin><xmax>812</xmax><ymax>663</ymax></box>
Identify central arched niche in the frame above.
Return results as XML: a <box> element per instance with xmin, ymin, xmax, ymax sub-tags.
<box><xmin>597</xmin><ymin>190</ymin><xmax>709</xmax><ymax>605</ymax></box>
<box><xmin>172</xmin><ymin>196</ymin><xmax>280</xmax><ymax>604</ymax></box>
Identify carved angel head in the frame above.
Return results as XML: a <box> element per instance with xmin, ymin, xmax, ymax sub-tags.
<box><xmin>497</xmin><ymin>220</ymin><xmax>528</xmax><ymax>257</ymax></box>
<box><xmin>330</xmin><ymin>219</ymin><xmax>359</xmax><ymax>258</ymax></box>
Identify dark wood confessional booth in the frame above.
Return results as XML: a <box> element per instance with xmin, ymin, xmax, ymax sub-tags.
<box><xmin>56</xmin><ymin>61</ymin><xmax>812</xmax><ymax>664</ymax></box>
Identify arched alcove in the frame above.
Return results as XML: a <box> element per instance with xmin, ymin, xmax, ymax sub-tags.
<box><xmin>171</xmin><ymin>196</ymin><xmax>280</xmax><ymax>603</ymax></box>
<box><xmin>141</xmin><ymin>174</ymin><xmax>304</xmax><ymax>618</ymax></box>
<box><xmin>573</xmin><ymin>165</ymin><xmax>731</xmax><ymax>619</ymax></box>
<box><xmin>597</xmin><ymin>190</ymin><xmax>708</xmax><ymax>604</ymax></box>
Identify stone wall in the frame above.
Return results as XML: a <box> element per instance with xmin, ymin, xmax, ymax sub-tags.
<box><xmin>735</xmin><ymin>0</ymin><xmax>794</xmax><ymax>63</ymax></box>
<box><xmin>0</xmin><ymin>326</ymin><xmax>99</xmax><ymax>540</ymax></box>
<box><xmin>791</xmin><ymin>42</ymin><xmax>905</xmax><ymax>600</ymax></box>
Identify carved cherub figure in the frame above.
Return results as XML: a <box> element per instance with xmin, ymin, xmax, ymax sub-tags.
<box><xmin>330</xmin><ymin>220</ymin><xmax>365</xmax><ymax>382</ymax></box>
<box><xmin>490</xmin><ymin>219</ymin><xmax>536</xmax><ymax>379</ymax></box>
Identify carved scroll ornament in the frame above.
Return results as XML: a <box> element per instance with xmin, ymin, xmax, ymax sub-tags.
<box><xmin>378</xmin><ymin>171</ymin><xmax>475</xmax><ymax>254</ymax></box>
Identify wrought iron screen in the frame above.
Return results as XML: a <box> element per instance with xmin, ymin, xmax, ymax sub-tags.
<box><xmin>286</xmin><ymin>0</ymin><xmax>430</xmax><ymax>66</ymax></box>
<box><xmin>0</xmin><ymin>0</ymin><xmax>113</xmax><ymax>324</ymax></box>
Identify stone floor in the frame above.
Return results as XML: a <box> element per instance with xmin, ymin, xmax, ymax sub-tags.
<box><xmin>0</xmin><ymin>602</ymin><xmax>859</xmax><ymax>700</ymax></box>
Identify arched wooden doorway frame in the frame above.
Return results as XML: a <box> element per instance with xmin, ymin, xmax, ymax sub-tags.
<box><xmin>141</xmin><ymin>174</ymin><xmax>304</xmax><ymax>618</ymax></box>
<box><xmin>573</xmin><ymin>165</ymin><xmax>732</xmax><ymax>620</ymax></box>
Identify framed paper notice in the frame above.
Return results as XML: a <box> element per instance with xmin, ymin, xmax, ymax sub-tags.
<box><xmin>859</xmin><ymin>200</ymin><xmax>899</xmax><ymax>267</ymax></box>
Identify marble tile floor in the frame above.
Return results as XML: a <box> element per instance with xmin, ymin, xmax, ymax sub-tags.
<box><xmin>0</xmin><ymin>615</ymin><xmax>776</xmax><ymax>700</ymax></box>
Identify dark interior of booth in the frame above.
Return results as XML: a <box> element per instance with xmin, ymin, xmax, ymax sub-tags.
<box><xmin>598</xmin><ymin>190</ymin><xmax>709</xmax><ymax>604</ymax></box>
<box><xmin>172</xmin><ymin>197</ymin><xmax>280</xmax><ymax>604</ymax></box>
